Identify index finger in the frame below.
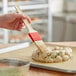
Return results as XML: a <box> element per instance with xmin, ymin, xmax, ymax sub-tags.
<box><xmin>23</xmin><ymin>16</ymin><xmax>32</xmax><ymax>24</ymax></box>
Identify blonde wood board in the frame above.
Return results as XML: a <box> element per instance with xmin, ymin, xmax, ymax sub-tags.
<box><xmin>0</xmin><ymin>43</ymin><xmax>76</xmax><ymax>73</ymax></box>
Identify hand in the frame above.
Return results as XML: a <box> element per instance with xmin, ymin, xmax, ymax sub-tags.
<box><xmin>0</xmin><ymin>13</ymin><xmax>31</xmax><ymax>31</ymax></box>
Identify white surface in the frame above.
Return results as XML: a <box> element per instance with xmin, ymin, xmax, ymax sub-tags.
<box><xmin>8</xmin><ymin>4</ymin><xmax>48</xmax><ymax>11</ymax></box>
<box><xmin>0</xmin><ymin>42</ymin><xmax>30</xmax><ymax>54</ymax></box>
<box><xmin>51</xmin><ymin>0</ymin><xmax>64</xmax><ymax>13</ymax></box>
<box><xmin>3</xmin><ymin>0</ymin><xmax>9</xmax><ymax>44</ymax></box>
<box><xmin>48</xmin><ymin>0</ymin><xmax>52</xmax><ymax>41</ymax></box>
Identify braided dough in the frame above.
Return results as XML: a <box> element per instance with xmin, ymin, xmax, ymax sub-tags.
<box><xmin>32</xmin><ymin>46</ymin><xmax>72</xmax><ymax>63</ymax></box>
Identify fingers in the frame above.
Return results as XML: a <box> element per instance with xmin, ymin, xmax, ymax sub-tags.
<box><xmin>17</xmin><ymin>23</ymin><xmax>25</xmax><ymax>31</ymax></box>
<box><xmin>8</xmin><ymin>13</ymin><xmax>31</xmax><ymax>31</ymax></box>
<box><xmin>14</xmin><ymin>18</ymin><xmax>26</xmax><ymax>31</ymax></box>
<box><xmin>12</xmin><ymin>13</ymin><xmax>31</xmax><ymax>24</ymax></box>
<box><xmin>17</xmin><ymin>21</ymin><xmax>25</xmax><ymax>31</ymax></box>
<box><xmin>23</xmin><ymin>16</ymin><xmax>31</xmax><ymax>24</ymax></box>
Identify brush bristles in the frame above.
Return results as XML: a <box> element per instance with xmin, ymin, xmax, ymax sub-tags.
<box><xmin>28</xmin><ymin>32</ymin><xmax>42</xmax><ymax>41</ymax></box>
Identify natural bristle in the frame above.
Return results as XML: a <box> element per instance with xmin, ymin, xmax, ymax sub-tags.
<box><xmin>28</xmin><ymin>32</ymin><xmax>42</xmax><ymax>41</ymax></box>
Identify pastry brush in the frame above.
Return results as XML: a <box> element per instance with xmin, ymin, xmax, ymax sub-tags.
<box><xmin>15</xmin><ymin>6</ymin><xmax>49</xmax><ymax>53</ymax></box>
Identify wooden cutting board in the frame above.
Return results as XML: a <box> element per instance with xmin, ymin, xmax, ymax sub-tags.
<box><xmin>0</xmin><ymin>43</ymin><xmax>76</xmax><ymax>73</ymax></box>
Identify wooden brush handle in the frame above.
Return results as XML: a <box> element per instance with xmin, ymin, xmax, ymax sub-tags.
<box><xmin>15</xmin><ymin>6</ymin><xmax>47</xmax><ymax>53</ymax></box>
<box><xmin>15</xmin><ymin>6</ymin><xmax>36</xmax><ymax>33</ymax></box>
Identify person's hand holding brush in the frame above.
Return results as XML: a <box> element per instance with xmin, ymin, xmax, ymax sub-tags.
<box><xmin>0</xmin><ymin>13</ymin><xmax>31</xmax><ymax>31</ymax></box>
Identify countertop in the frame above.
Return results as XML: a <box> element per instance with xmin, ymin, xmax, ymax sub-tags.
<box><xmin>0</xmin><ymin>42</ymin><xmax>76</xmax><ymax>76</ymax></box>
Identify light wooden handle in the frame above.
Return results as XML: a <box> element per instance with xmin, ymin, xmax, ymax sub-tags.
<box><xmin>15</xmin><ymin>6</ymin><xmax>35</xmax><ymax>33</ymax></box>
